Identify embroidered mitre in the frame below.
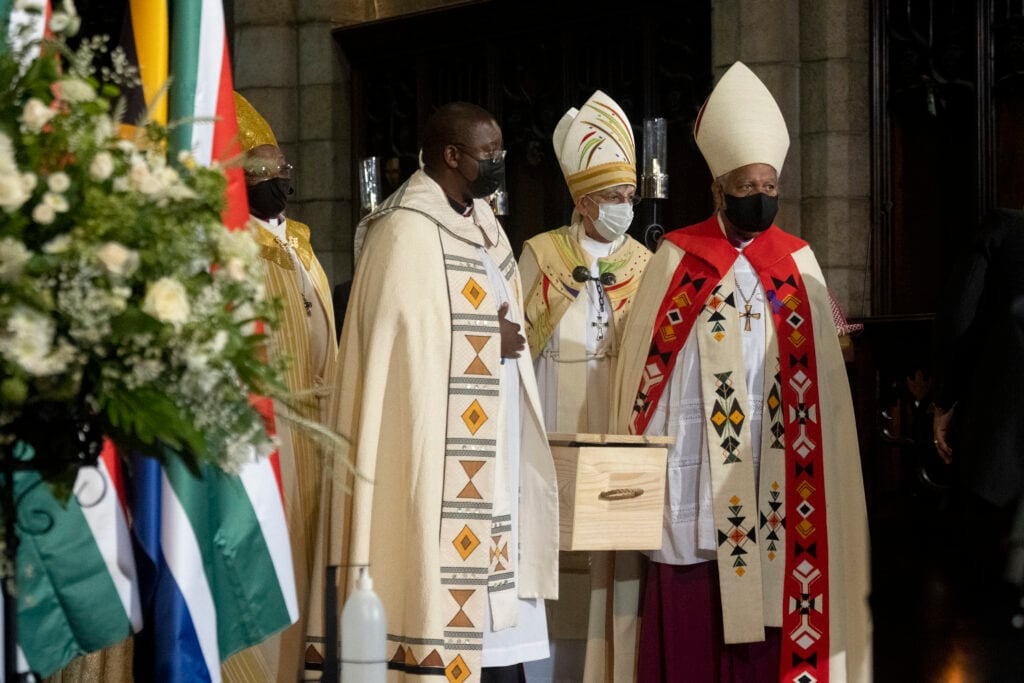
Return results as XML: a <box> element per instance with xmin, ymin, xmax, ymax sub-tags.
<box><xmin>693</xmin><ymin>62</ymin><xmax>790</xmax><ymax>179</ymax></box>
<box><xmin>553</xmin><ymin>90</ymin><xmax>637</xmax><ymax>199</ymax></box>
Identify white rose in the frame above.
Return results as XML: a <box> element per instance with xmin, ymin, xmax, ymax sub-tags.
<box><xmin>225</xmin><ymin>257</ymin><xmax>248</xmax><ymax>282</ymax></box>
<box><xmin>56</xmin><ymin>79</ymin><xmax>93</xmax><ymax>103</ymax></box>
<box><xmin>42</xmin><ymin>234</ymin><xmax>71</xmax><ymax>253</ymax></box>
<box><xmin>21</xmin><ymin>172</ymin><xmax>36</xmax><ymax>193</ymax></box>
<box><xmin>0</xmin><ymin>133</ymin><xmax>16</xmax><ymax>175</ymax></box>
<box><xmin>0</xmin><ymin>306</ymin><xmax>69</xmax><ymax>377</ymax></box>
<box><xmin>42</xmin><ymin>192</ymin><xmax>69</xmax><ymax>213</ymax></box>
<box><xmin>89</xmin><ymin>152</ymin><xmax>114</xmax><ymax>181</ymax></box>
<box><xmin>47</xmin><ymin>172</ymin><xmax>70</xmax><ymax>193</ymax></box>
<box><xmin>0</xmin><ymin>173</ymin><xmax>31</xmax><ymax>213</ymax></box>
<box><xmin>129</xmin><ymin>162</ymin><xmax>163</xmax><ymax>195</ymax></box>
<box><xmin>143</xmin><ymin>277</ymin><xmax>190</xmax><ymax>327</ymax></box>
<box><xmin>97</xmin><ymin>242</ymin><xmax>139</xmax><ymax>278</ymax></box>
<box><xmin>112</xmin><ymin>176</ymin><xmax>129</xmax><ymax>193</ymax></box>
<box><xmin>0</xmin><ymin>237</ymin><xmax>32</xmax><ymax>281</ymax></box>
<box><xmin>20</xmin><ymin>98</ymin><xmax>55</xmax><ymax>132</ymax></box>
<box><xmin>31</xmin><ymin>203</ymin><xmax>55</xmax><ymax>225</ymax></box>
<box><xmin>48</xmin><ymin>11</ymin><xmax>69</xmax><ymax>33</ymax></box>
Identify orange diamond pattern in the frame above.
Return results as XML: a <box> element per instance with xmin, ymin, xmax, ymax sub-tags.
<box><xmin>783</xmin><ymin>294</ymin><xmax>802</xmax><ymax>311</ymax></box>
<box><xmin>453</xmin><ymin>525</ymin><xmax>480</xmax><ymax>560</ymax></box>
<box><xmin>673</xmin><ymin>291</ymin><xmax>691</xmax><ymax>308</ymax></box>
<box><xmin>789</xmin><ymin>330</ymin><xmax>806</xmax><ymax>347</ymax></box>
<box><xmin>659</xmin><ymin>323</ymin><xmax>677</xmax><ymax>343</ymax></box>
<box><xmin>461</xmin><ymin>278</ymin><xmax>487</xmax><ymax>309</ymax></box>
<box><xmin>796</xmin><ymin>518</ymin><xmax>816</xmax><ymax>539</ymax></box>
<box><xmin>446</xmin><ymin>654</ymin><xmax>471</xmax><ymax>683</ymax></box>
<box><xmin>461</xmin><ymin>400</ymin><xmax>488</xmax><ymax>434</ymax></box>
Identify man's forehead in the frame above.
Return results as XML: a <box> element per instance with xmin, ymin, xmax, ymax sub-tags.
<box><xmin>729</xmin><ymin>163</ymin><xmax>778</xmax><ymax>182</ymax></box>
<box><xmin>248</xmin><ymin>144</ymin><xmax>285</xmax><ymax>162</ymax></box>
<box><xmin>461</xmin><ymin>119</ymin><xmax>502</xmax><ymax>146</ymax></box>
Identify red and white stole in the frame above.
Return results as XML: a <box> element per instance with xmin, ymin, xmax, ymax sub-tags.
<box><xmin>628</xmin><ymin>217</ymin><xmax>832</xmax><ymax>683</ymax></box>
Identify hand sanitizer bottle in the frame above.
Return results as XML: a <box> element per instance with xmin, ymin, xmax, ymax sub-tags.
<box><xmin>340</xmin><ymin>566</ymin><xmax>387</xmax><ymax>682</ymax></box>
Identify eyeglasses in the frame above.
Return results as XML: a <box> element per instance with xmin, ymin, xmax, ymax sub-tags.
<box><xmin>454</xmin><ymin>145</ymin><xmax>507</xmax><ymax>163</ymax></box>
<box><xmin>244</xmin><ymin>161</ymin><xmax>294</xmax><ymax>180</ymax></box>
<box><xmin>589</xmin><ymin>190</ymin><xmax>641</xmax><ymax>207</ymax></box>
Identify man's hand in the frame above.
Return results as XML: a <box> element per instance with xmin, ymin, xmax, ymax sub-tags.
<box><xmin>933</xmin><ymin>405</ymin><xmax>955</xmax><ymax>464</ymax></box>
<box><xmin>498</xmin><ymin>302</ymin><xmax>525</xmax><ymax>359</ymax></box>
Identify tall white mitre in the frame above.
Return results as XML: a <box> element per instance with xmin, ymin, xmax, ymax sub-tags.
<box><xmin>552</xmin><ymin>90</ymin><xmax>637</xmax><ymax>199</ymax></box>
<box><xmin>693</xmin><ymin>62</ymin><xmax>790</xmax><ymax>179</ymax></box>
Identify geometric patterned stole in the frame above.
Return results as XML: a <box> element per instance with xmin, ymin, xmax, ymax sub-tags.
<box><xmin>745</xmin><ymin>237</ymin><xmax>830</xmax><ymax>683</ymax></box>
<box><xmin>434</xmin><ymin>225</ymin><xmax>517</xmax><ymax>683</ymax></box>
<box><xmin>628</xmin><ymin>218</ymin><xmax>830</xmax><ymax>682</ymax></box>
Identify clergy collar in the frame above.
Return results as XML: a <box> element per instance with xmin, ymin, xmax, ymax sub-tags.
<box><xmin>252</xmin><ymin>213</ymin><xmax>286</xmax><ymax>228</ymax></box>
<box><xmin>716</xmin><ymin>212</ymin><xmax>754</xmax><ymax>250</ymax></box>
<box><xmin>447</xmin><ymin>195</ymin><xmax>474</xmax><ymax>217</ymax></box>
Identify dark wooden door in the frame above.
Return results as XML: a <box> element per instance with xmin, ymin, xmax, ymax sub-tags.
<box><xmin>334</xmin><ymin>0</ymin><xmax>713</xmax><ymax>256</ymax></box>
<box><xmin>871</xmin><ymin>0</ymin><xmax>1024</xmax><ymax>315</ymax></box>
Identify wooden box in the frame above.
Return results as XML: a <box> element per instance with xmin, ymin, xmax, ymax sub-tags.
<box><xmin>549</xmin><ymin>433</ymin><xmax>672</xmax><ymax>551</ymax></box>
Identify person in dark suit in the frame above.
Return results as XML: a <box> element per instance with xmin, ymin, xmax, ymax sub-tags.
<box><xmin>933</xmin><ymin>207</ymin><xmax>1024</xmax><ymax>620</ymax></box>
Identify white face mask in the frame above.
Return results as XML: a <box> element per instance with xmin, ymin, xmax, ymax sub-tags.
<box><xmin>591</xmin><ymin>201</ymin><xmax>634</xmax><ymax>241</ymax></box>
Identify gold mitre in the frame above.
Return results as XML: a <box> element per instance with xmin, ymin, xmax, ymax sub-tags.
<box><xmin>694</xmin><ymin>61</ymin><xmax>790</xmax><ymax>179</ymax></box>
<box><xmin>553</xmin><ymin>90</ymin><xmax>636</xmax><ymax>200</ymax></box>
<box><xmin>234</xmin><ymin>92</ymin><xmax>277</xmax><ymax>152</ymax></box>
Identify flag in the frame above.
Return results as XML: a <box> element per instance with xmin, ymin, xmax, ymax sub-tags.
<box><xmin>168</xmin><ymin>0</ymin><xmax>247</xmax><ymax>230</ymax></box>
<box><xmin>119</xmin><ymin>0</ymin><xmax>168</xmax><ymax>129</ymax></box>
<box><xmin>129</xmin><ymin>2</ymin><xmax>298</xmax><ymax>681</ymax></box>
<box><xmin>14</xmin><ymin>440</ymin><xmax>141</xmax><ymax>677</ymax></box>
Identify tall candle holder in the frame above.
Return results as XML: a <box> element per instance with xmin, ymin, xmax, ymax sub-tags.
<box><xmin>641</xmin><ymin>117</ymin><xmax>668</xmax><ymax>199</ymax></box>
<box><xmin>640</xmin><ymin>117</ymin><xmax>669</xmax><ymax>250</ymax></box>
<box><xmin>359</xmin><ymin>156</ymin><xmax>381</xmax><ymax>214</ymax></box>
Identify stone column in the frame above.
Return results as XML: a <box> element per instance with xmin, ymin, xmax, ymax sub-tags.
<box><xmin>799</xmin><ymin>0</ymin><xmax>870</xmax><ymax>317</ymax></box>
<box><xmin>711</xmin><ymin>0</ymin><xmax>871</xmax><ymax>316</ymax></box>
<box><xmin>233</xmin><ymin>0</ymin><xmax>355</xmax><ymax>294</ymax></box>
<box><xmin>711</xmin><ymin>0</ymin><xmax>802</xmax><ymax>235</ymax></box>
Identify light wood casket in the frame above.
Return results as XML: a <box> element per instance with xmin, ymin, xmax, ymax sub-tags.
<box><xmin>548</xmin><ymin>432</ymin><xmax>672</xmax><ymax>551</ymax></box>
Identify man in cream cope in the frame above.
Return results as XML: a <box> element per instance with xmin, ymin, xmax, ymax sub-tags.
<box><xmin>612</xmin><ymin>62</ymin><xmax>872</xmax><ymax>682</ymax></box>
<box><xmin>518</xmin><ymin>90</ymin><xmax>649</xmax><ymax>682</ymax></box>
<box><xmin>224</xmin><ymin>92</ymin><xmax>339</xmax><ymax>682</ymax></box>
<box><xmin>331</xmin><ymin>102</ymin><xmax>559</xmax><ymax>682</ymax></box>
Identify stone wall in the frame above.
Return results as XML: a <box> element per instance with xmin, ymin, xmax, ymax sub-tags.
<box><xmin>712</xmin><ymin>0</ymin><xmax>871</xmax><ymax>316</ymax></box>
<box><xmin>233</xmin><ymin>0</ymin><xmax>355</xmax><ymax>295</ymax></box>
<box><xmin>232</xmin><ymin>0</ymin><xmax>872</xmax><ymax>316</ymax></box>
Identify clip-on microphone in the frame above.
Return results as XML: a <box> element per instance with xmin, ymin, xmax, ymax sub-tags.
<box><xmin>572</xmin><ymin>266</ymin><xmax>616</xmax><ymax>287</ymax></box>
<box><xmin>570</xmin><ymin>266</ymin><xmax>615</xmax><ymax>342</ymax></box>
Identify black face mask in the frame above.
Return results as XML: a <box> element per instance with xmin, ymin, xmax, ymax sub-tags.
<box><xmin>466</xmin><ymin>157</ymin><xmax>505</xmax><ymax>198</ymax></box>
<box><xmin>723</xmin><ymin>192</ymin><xmax>778</xmax><ymax>233</ymax></box>
<box><xmin>247</xmin><ymin>177</ymin><xmax>293</xmax><ymax>219</ymax></box>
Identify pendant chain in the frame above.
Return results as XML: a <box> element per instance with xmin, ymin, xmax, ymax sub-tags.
<box><xmin>735</xmin><ymin>275</ymin><xmax>758</xmax><ymax>305</ymax></box>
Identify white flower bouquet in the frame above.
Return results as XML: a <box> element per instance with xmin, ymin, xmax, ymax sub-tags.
<box><xmin>0</xmin><ymin>6</ymin><xmax>287</xmax><ymax>488</ymax></box>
